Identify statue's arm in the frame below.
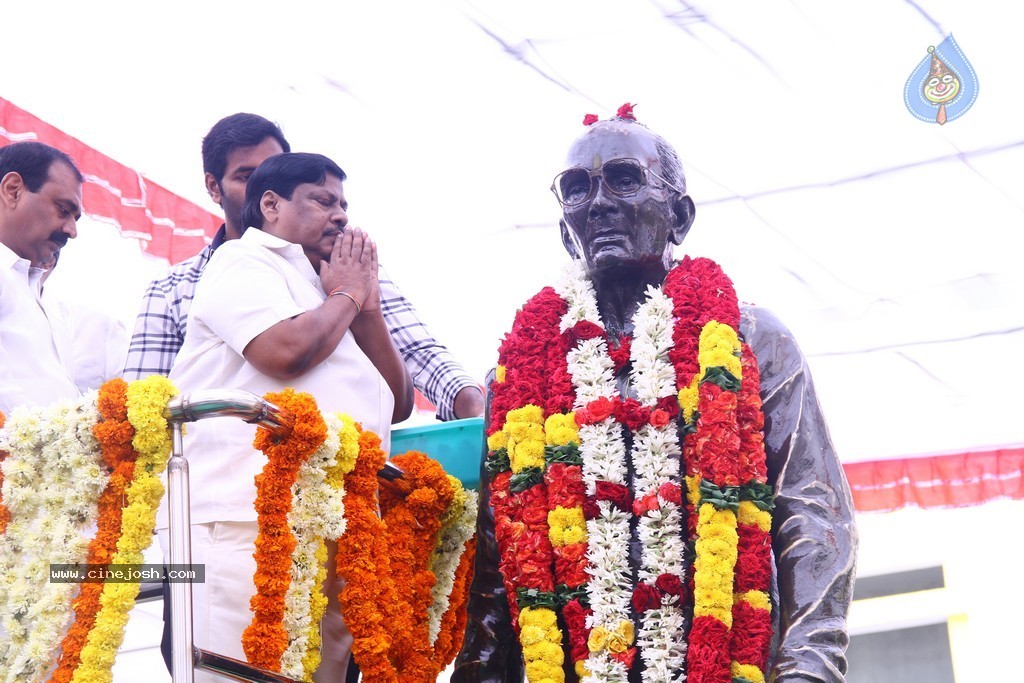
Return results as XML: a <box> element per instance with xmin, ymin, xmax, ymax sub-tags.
<box><xmin>451</xmin><ymin>376</ymin><xmax>524</xmax><ymax>683</ymax></box>
<box><xmin>744</xmin><ymin>306</ymin><xmax>858</xmax><ymax>683</ymax></box>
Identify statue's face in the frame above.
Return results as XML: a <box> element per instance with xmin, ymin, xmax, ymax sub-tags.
<box><xmin>559</xmin><ymin>122</ymin><xmax>686</xmax><ymax>276</ymax></box>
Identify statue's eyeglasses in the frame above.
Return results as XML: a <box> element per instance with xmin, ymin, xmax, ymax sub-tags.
<box><xmin>550</xmin><ymin>158</ymin><xmax>683</xmax><ymax>208</ymax></box>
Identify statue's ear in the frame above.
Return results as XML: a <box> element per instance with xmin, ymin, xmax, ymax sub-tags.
<box><xmin>670</xmin><ymin>194</ymin><xmax>696</xmax><ymax>245</ymax></box>
<box><xmin>560</xmin><ymin>218</ymin><xmax>581</xmax><ymax>259</ymax></box>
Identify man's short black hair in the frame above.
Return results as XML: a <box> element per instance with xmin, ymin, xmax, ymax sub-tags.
<box><xmin>0</xmin><ymin>141</ymin><xmax>83</xmax><ymax>192</ymax></box>
<box><xmin>201</xmin><ymin>113</ymin><xmax>291</xmax><ymax>184</ymax></box>
<box><xmin>240</xmin><ymin>153</ymin><xmax>347</xmax><ymax>230</ymax></box>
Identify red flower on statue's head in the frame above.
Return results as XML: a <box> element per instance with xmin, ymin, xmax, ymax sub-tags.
<box><xmin>616</xmin><ymin>103</ymin><xmax>637</xmax><ymax>120</ymax></box>
<box><xmin>583</xmin><ymin>113</ymin><xmax>599</xmax><ymax>126</ymax></box>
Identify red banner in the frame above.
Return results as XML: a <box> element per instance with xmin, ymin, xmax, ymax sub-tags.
<box><xmin>844</xmin><ymin>445</ymin><xmax>1024</xmax><ymax>512</ymax></box>
<box><xmin>0</xmin><ymin>97</ymin><xmax>220</xmax><ymax>264</ymax></box>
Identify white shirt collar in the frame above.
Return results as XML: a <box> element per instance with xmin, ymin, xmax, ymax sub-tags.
<box><xmin>240</xmin><ymin>226</ymin><xmax>319</xmax><ymax>284</ymax></box>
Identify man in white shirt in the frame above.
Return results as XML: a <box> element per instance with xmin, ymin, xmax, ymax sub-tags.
<box><xmin>0</xmin><ymin>141</ymin><xmax>83</xmax><ymax>414</ymax></box>
<box><xmin>162</xmin><ymin>152</ymin><xmax>412</xmax><ymax>681</ymax></box>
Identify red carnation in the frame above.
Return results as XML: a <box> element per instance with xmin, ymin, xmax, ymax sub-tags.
<box><xmin>615</xmin><ymin>397</ymin><xmax>650</xmax><ymax>431</ymax></box>
<box><xmin>611</xmin><ymin>647</ymin><xmax>637</xmax><ymax>669</ymax></box>
<box><xmin>583</xmin><ymin>495</ymin><xmax>600</xmax><ymax>520</ymax></box>
<box><xmin>632</xmin><ymin>491</ymin><xmax>660</xmax><ymax>516</ymax></box>
<box><xmin>655</xmin><ymin>394</ymin><xmax>681</xmax><ymax>419</ymax></box>
<box><xmin>655</xmin><ymin>573</ymin><xmax>686</xmax><ymax>598</ymax></box>
<box><xmin>649</xmin><ymin>409</ymin><xmax>671</xmax><ymax>428</ymax></box>
<box><xmin>595</xmin><ymin>481</ymin><xmax>632</xmax><ymax>511</ymax></box>
<box><xmin>608</xmin><ymin>336</ymin><xmax>632</xmax><ymax>372</ymax></box>
<box><xmin>583</xmin><ymin>113</ymin><xmax>599</xmax><ymax>126</ymax></box>
<box><xmin>632</xmin><ymin>582</ymin><xmax>662</xmax><ymax>612</ymax></box>
<box><xmin>616</xmin><ymin>102</ymin><xmax>637</xmax><ymax>120</ymax></box>
<box><xmin>570</xmin><ymin>320</ymin><xmax>605</xmax><ymax>344</ymax></box>
<box><xmin>586</xmin><ymin>396</ymin><xmax>616</xmax><ymax>423</ymax></box>
<box><xmin>687</xmin><ymin>616</ymin><xmax>732</xmax><ymax>682</ymax></box>
<box><xmin>658</xmin><ymin>481</ymin><xmax>683</xmax><ymax>506</ymax></box>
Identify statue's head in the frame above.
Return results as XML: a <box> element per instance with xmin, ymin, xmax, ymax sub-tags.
<box><xmin>554</xmin><ymin>113</ymin><xmax>695</xmax><ymax>278</ymax></box>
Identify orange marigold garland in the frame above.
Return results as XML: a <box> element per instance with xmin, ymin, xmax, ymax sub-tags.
<box><xmin>50</xmin><ymin>380</ymin><xmax>137</xmax><ymax>683</ymax></box>
<box><xmin>243</xmin><ymin>389</ymin><xmax>327</xmax><ymax>671</ymax></box>
<box><xmin>379</xmin><ymin>451</ymin><xmax>453</xmax><ymax>681</ymax></box>
<box><xmin>336</xmin><ymin>425</ymin><xmax>399</xmax><ymax>683</ymax></box>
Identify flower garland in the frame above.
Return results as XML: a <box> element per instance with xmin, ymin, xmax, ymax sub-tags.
<box><xmin>335</xmin><ymin>431</ymin><xmax>478</xmax><ymax>683</ymax></box>
<box><xmin>278</xmin><ymin>412</ymin><xmax>351</xmax><ymax>681</ymax></box>
<box><xmin>0</xmin><ymin>394</ymin><xmax>106</xmax><ymax>683</ymax></box>
<box><xmin>242</xmin><ymin>388</ymin><xmax>328</xmax><ymax>672</ymax></box>
<box><xmin>335</xmin><ymin>422</ymin><xmax>399</xmax><ymax>683</ymax></box>
<box><xmin>0</xmin><ymin>411</ymin><xmax>8</xmax><ymax>535</ymax></box>
<box><xmin>0</xmin><ymin>376</ymin><xmax>176</xmax><ymax>683</ymax></box>
<box><xmin>487</xmin><ymin>257</ymin><xmax>774</xmax><ymax>683</ymax></box>
<box><xmin>427</xmin><ymin>476</ymin><xmax>478</xmax><ymax>655</ymax></box>
<box><xmin>51</xmin><ymin>379</ymin><xmax>137</xmax><ymax>683</ymax></box>
<box><xmin>72</xmin><ymin>375</ymin><xmax>177</xmax><ymax>683</ymax></box>
<box><xmin>378</xmin><ymin>451</ymin><xmax>452</xmax><ymax>680</ymax></box>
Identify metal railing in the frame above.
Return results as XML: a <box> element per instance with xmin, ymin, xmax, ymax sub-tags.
<box><xmin>163</xmin><ymin>390</ymin><xmax>402</xmax><ymax>683</ymax></box>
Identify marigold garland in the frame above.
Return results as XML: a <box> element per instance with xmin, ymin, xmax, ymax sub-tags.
<box><xmin>379</xmin><ymin>451</ymin><xmax>452</xmax><ymax>680</ymax></box>
<box><xmin>50</xmin><ymin>380</ymin><xmax>137</xmax><ymax>683</ymax></box>
<box><xmin>243</xmin><ymin>389</ymin><xmax>327</xmax><ymax>672</ymax></box>
<box><xmin>336</xmin><ymin>424</ymin><xmax>399</xmax><ymax>683</ymax></box>
<box><xmin>72</xmin><ymin>375</ymin><xmax>177</xmax><ymax>683</ymax></box>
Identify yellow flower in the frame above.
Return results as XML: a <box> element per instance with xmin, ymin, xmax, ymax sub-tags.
<box><xmin>698</xmin><ymin>321</ymin><xmax>742</xmax><ymax>378</ymax></box>
<box><xmin>692</xmin><ymin>502</ymin><xmax>738</xmax><ymax>625</ymax></box>
<box><xmin>736</xmin><ymin>590</ymin><xmax>771</xmax><ymax>612</ymax></box>
<box><xmin>685</xmin><ymin>475</ymin><xmax>701</xmax><ymax>507</ymax></box>
<box><xmin>574</xmin><ymin>660</ymin><xmax>590</xmax><ymax>679</ymax></box>
<box><xmin>507</xmin><ymin>405</ymin><xmax>544</xmax><ymax>425</ymax></box>
<box><xmin>488</xmin><ymin>430</ymin><xmax>509</xmax><ymax>452</ymax></box>
<box><xmin>495</xmin><ymin>365</ymin><xmax>506</xmax><ymax>383</ymax></box>
<box><xmin>333</xmin><ymin>413</ymin><xmax>360</xmax><ymax>475</ymax></box>
<box><xmin>510</xmin><ymin>437</ymin><xmax>545</xmax><ymax>472</ymax></box>
<box><xmin>588</xmin><ymin>626</ymin><xmax>610</xmax><ymax>652</ymax></box>
<box><xmin>737</xmin><ymin>500</ymin><xmax>771</xmax><ymax>532</ymax></box>
<box><xmin>678</xmin><ymin>376</ymin><xmax>700</xmax><ymax>422</ymax></box>
<box><xmin>548</xmin><ymin>506</ymin><xmax>586</xmax><ymax>547</ymax></box>
<box><xmin>544</xmin><ymin>413</ymin><xmax>579</xmax><ymax>446</ymax></box>
<box><xmin>519</xmin><ymin>606</ymin><xmax>558</xmax><ymax>630</ymax></box>
<box><xmin>732</xmin><ymin>661</ymin><xmax>766</xmax><ymax>683</ymax></box>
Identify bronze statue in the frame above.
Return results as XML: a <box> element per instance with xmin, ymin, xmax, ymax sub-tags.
<box><xmin>453</xmin><ymin>108</ymin><xmax>857</xmax><ymax>683</ymax></box>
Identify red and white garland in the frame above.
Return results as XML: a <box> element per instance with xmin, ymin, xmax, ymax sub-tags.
<box><xmin>487</xmin><ymin>257</ymin><xmax>774</xmax><ymax>683</ymax></box>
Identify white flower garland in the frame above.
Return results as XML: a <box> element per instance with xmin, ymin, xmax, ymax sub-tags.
<box><xmin>629</xmin><ymin>287</ymin><xmax>687</xmax><ymax>682</ymax></box>
<box><xmin>557</xmin><ymin>263</ymin><xmax>631</xmax><ymax>681</ymax></box>
<box><xmin>557</xmin><ymin>263</ymin><xmax>689</xmax><ymax>682</ymax></box>
<box><xmin>0</xmin><ymin>394</ymin><xmax>106</xmax><ymax>683</ymax></box>
<box><xmin>426</xmin><ymin>480</ymin><xmax>478</xmax><ymax>646</ymax></box>
<box><xmin>279</xmin><ymin>413</ymin><xmax>348</xmax><ymax>679</ymax></box>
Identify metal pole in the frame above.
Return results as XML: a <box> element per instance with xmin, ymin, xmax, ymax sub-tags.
<box><xmin>168</xmin><ymin>421</ymin><xmax>195</xmax><ymax>683</ymax></box>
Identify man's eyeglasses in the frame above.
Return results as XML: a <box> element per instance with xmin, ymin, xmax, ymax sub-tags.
<box><xmin>550</xmin><ymin>158</ymin><xmax>683</xmax><ymax>208</ymax></box>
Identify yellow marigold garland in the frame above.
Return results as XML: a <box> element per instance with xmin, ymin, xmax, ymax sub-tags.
<box><xmin>51</xmin><ymin>380</ymin><xmax>137</xmax><ymax>683</ymax></box>
<box><xmin>72</xmin><ymin>375</ymin><xmax>177</xmax><ymax>683</ymax></box>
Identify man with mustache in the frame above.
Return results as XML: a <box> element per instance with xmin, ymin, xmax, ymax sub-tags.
<box><xmin>124</xmin><ymin>113</ymin><xmax>483</xmax><ymax>420</ymax></box>
<box><xmin>0</xmin><ymin>141</ymin><xmax>83</xmax><ymax>414</ymax></box>
<box><xmin>161</xmin><ymin>151</ymin><xmax>412</xmax><ymax>681</ymax></box>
